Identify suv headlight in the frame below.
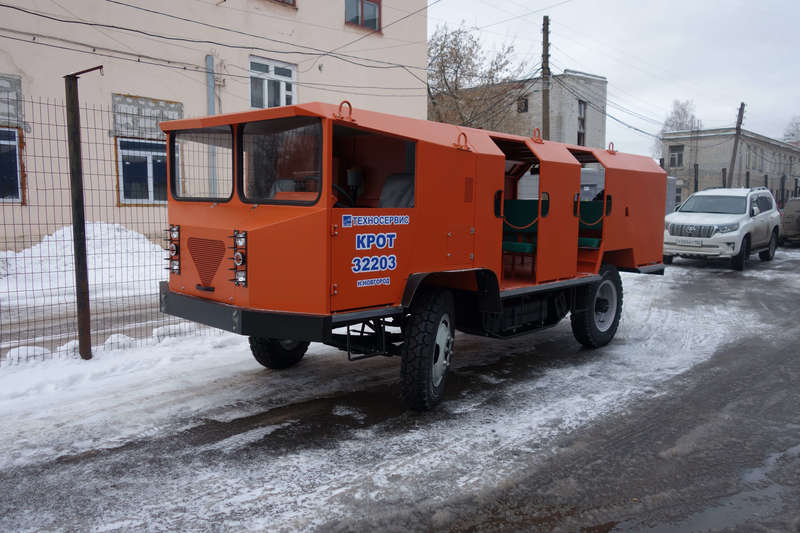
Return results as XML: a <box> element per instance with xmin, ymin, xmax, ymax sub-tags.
<box><xmin>665</xmin><ymin>221</ymin><xmax>671</xmax><ymax>231</ymax></box>
<box><xmin>715</xmin><ymin>223</ymin><xmax>739</xmax><ymax>234</ymax></box>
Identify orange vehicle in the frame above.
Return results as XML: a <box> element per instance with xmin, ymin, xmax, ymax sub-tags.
<box><xmin>159</xmin><ymin>101</ymin><xmax>666</xmax><ymax>410</ymax></box>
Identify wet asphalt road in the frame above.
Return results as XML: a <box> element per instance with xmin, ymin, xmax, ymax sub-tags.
<box><xmin>0</xmin><ymin>250</ymin><xmax>798</xmax><ymax>532</ymax></box>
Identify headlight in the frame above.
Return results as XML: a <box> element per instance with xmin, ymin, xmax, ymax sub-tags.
<box><xmin>170</xmin><ymin>226</ymin><xmax>180</xmax><ymax>240</ymax></box>
<box><xmin>665</xmin><ymin>221</ymin><xmax>670</xmax><ymax>231</ymax></box>
<box><xmin>170</xmin><ymin>260</ymin><xmax>180</xmax><ymax>272</ymax></box>
<box><xmin>235</xmin><ymin>232</ymin><xmax>246</xmax><ymax>248</ymax></box>
<box><xmin>715</xmin><ymin>223</ymin><xmax>739</xmax><ymax>234</ymax></box>
<box><xmin>168</xmin><ymin>243</ymin><xmax>179</xmax><ymax>257</ymax></box>
<box><xmin>235</xmin><ymin>270</ymin><xmax>247</xmax><ymax>283</ymax></box>
<box><xmin>233</xmin><ymin>251</ymin><xmax>245</xmax><ymax>266</ymax></box>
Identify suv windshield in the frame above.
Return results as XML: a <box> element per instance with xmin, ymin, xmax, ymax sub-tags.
<box><xmin>679</xmin><ymin>195</ymin><xmax>746</xmax><ymax>214</ymax></box>
<box><xmin>241</xmin><ymin>116</ymin><xmax>322</xmax><ymax>205</ymax></box>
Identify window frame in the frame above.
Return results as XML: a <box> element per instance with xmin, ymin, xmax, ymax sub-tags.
<box><xmin>0</xmin><ymin>126</ymin><xmax>23</xmax><ymax>204</ymax></box>
<box><xmin>116</xmin><ymin>137</ymin><xmax>170</xmax><ymax>205</ymax></box>
<box><xmin>249</xmin><ymin>56</ymin><xmax>297</xmax><ymax>110</ymax></box>
<box><xmin>517</xmin><ymin>97</ymin><xmax>528</xmax><ymax>113</ymax></box>
<box><xmin>169</xmin><ymin>126</ymin><xmax>235</xmax><ymax>203</ymax></box>
<box><xmin>345</xmin><ymin>0</ymin><xmax>381</xmax><ymax>31</ymax></box>
<box><xmin>668</xmin><ymin>144</ymin><xmax>684</xmax><ymax>168</ymax></box>
<box><xmin>237</xmin><ymin>116</ymin><xmax>324</xmax><ymax>207</ymax></box>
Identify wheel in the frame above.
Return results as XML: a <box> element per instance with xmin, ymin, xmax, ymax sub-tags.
<box><xmin>663</xmin><ymin>255</ymin><xmax>673</xmax><ymax>265</ymax></box>
<box><xmin>759</xmin><ymin>229</ymin><xmax>778</xmax><ymax>261</ymax></box>
<box><xmin>731</xmin><ymin>235</ymin><xmax>750</xmax><ymax>271</ymax></box>
<box><xmin>249</xmin><ymin>337</ymin><xmax>309</xmax><ymax>369</ymax></box>
<box><xmin>401</xmin><ymin>289</ymin><xmax>455</xmax><ymax>411</ymax></box>
<box><xmin>571</xmin><ymin>264</ymin><xmax>623</xmax><ymax>348</ymax></box>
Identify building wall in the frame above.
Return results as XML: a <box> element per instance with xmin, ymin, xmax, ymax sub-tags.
<box><xmin>500</xmin><ymin>70</ymin><xmax>607</xmax><ymax>148</ymax></box>
<box><xmin>663</xmin><ymin>129</ymin><xmax>800</xmax><ymax>206</ymax></box>
<box><xmin>0</xmin><ymin>0</ymin><xmax>428</xmax><ymax>248</ymax></box>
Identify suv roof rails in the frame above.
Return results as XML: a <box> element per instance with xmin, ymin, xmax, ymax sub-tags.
<box><xmin>749</xmin><ymin>186</ymin><xmax>768</xmax><ymax>191</ymax></box>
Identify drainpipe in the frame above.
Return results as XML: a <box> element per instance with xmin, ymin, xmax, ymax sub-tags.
<box><xmin>206</xmin><ymin>54</ymin><xmax>217</xmax><ymax>196</ymax></box>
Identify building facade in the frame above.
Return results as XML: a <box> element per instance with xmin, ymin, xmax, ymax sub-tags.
<box><xmin>500</xmin><ymin>70</ymin><xmax>607</xmax><ymax>148</ymax></box>
<box><xmin>662</xmin><ymin>128</ymin><xmax>800</xmax><ymax>207</ymax></box>
<box><xmin>0</xmin><ymin>0</ymin><xmax>427</xmax><ymax>247</ymax></box>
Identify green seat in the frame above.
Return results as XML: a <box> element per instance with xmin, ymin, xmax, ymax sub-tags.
<box><xmin>503</xmin><ymin>240</ymin><xmax>537</xmax><ymax>253</ymax></box>
<box><xmin>578</xmin><ymin>237</ymin><xmax>601</xmax><ymax>248</ymax></box>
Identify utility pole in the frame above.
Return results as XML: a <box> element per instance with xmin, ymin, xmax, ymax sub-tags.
<box><xmin>541</xmin><ymin>15</ymin><xmax>550</xmax><ymax>140</ymax></box>
<box><xmin>727</xmin><ymin>102</ymin><xmax>745</xmax><ymax>187</ymax></box>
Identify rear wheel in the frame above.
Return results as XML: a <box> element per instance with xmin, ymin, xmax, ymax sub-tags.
<box><xmin>249</xmin><ymin>337</ymin><xmax>309</xmax><ymax>369</ymax></box>
<box><xmin>731</xmin><ymin>235</ymin><xmax>750</xmax><ymax>271</ymax></box>
<box><xmin>571</xmin><ymin>265</ymin><xmax>623</xmax><ymax>348</ymax></box>
<box><xmin>759</xmin><ymin>229</ymin><xmax>778</xmax><ymax>261</ymax></box>
<box><xmin>401</xmin><ymin>289</ymin><xmax>455</xmax><ymax>411</ymax></box>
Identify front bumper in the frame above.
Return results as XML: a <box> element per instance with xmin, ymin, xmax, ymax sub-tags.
<box><xmin>663</xmin><ymin>231</ymin><xmax>739</xmax><ymax>258</ymax></box>
<box><xmin>159</xmin><ymin>282</ymin><xmax>403</xmax><ymax>342</ymax></box>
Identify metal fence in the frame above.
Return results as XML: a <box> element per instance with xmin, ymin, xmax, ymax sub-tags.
<box><xmin>1</xmin><ymin>95</ymin><xmax>217</xmax><ymax>365</ymax></box>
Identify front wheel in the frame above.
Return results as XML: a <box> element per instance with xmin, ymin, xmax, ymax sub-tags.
<box><xmin>731</xmin><ymin>235</ymin><xmax>750</xmax><ymax>271</ymax></box>
<box><xmin>571</xmin><ymin>265</ymin><xmax>623</xmax><ymax>348</ymax></box>
<box><xmin>759</xmin><ymin>230</ymin><xmax>777</xmax><ymax>261</ymax></box>
<box><xmin>249</xmin><ymin>337</ymin><xmax>309</xmax><ymax>369</ymax></box>
<box><xmin>401</xmin><ymin>289</ymin><xmax>455</xmax><ymax>411</ymax></box>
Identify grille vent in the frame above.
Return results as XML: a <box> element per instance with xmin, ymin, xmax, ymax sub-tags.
<box><xmin>187</xmin><ymin>238</ymin><xmax>225</xmax><ymax>287</ymax></box>
<box><xmin>668</xmin><ymin>223</ymin><xmax>715</xmax><ymax>238</ymax></box>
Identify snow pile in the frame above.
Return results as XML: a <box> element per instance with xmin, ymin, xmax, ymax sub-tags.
<box><xmin>0</xmin><ymin>222</ymin><xmax>166</xmax><ymax>310</ymax></box>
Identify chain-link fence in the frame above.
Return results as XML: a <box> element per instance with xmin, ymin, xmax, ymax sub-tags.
<box><xmin>1</xmin><ymin>96</ymin><xmax>217</xmax><ymax>365</ymax></box>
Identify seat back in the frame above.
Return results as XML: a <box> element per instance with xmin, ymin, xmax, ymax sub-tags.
<box><xmin>578</xmin><ymin>200</ymin><xmax>604</xmax><ymax>231</ymax></box>
<box><xmin>503</xmin><ymin>199</ymin><xmax>539</xmax><ymax>234</ymax></box>
<box><xmin>378</xmin><ymin>173</ymin><xmax>414</xmax><ymax>208</ymax></box>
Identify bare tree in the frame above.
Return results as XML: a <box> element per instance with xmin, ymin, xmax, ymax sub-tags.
<box><xmin>783</xmin><ymin>115</ymin><xmax>800</xmax><ymax>142</ymax></box>
<box><xmin>427</xmin><ymin>24</ymin><xmax>529</xmax><ymax>132</ymax></box>
<box><xmin>654</xmin><ymin>99</ymin><xmax>701</xmax><ymax>157</ymax></box>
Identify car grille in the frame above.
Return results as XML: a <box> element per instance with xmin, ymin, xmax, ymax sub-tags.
<box><xmin>668</xmin><ymin>223</ymin><xmax>715</xmax><ymax>238</ymax></box>
<box><xmin>187</xmin><ymin>237</ymin><xmax>226</xmax><ymax>287</ymax></box>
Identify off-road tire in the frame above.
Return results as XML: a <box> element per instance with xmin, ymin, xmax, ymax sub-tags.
<box><xmin>731</xmin><ymin>235</ymin><xmax>750</xmax><ymax>271</ymax></box>
<box><xmin>663</xmin><ymin>255</ymin><xmax>674</xmax><ymax>265</ymax></box>
<box><xmin>759</xmin><ymin>229</ymin><xmax>778</xmax><ymax>261</ymax></box>
<box><xmin>571</xmin><ymin>264</ymin><xmax>623</xmax><ymax>348</ymax></box>
<box><xmin>401</xmin><ymin>289</ymin><xmax>455</xmax><ymax>411</ymax></box>
<box><xmin>249</xmin><ymin>337</ymin><xmax>309</xmax><ymax>369</ymax></box>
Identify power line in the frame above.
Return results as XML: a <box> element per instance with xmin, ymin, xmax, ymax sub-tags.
<box><xmin>552</xmin><ymin>74</ymin><xmax>661</xmax><ymax>140</ymax></box>
<box><xmin>103</xmin><ymin>0</ymin><xmax>427</xmax><ymax>72</ymax></box>
<box><xmin>0</xmin><ymin>32</ymin><xmax>427</xmax><ymax>98</ymax></box>
<box><xmin>0</xmin><ymin>3</ymin><xmax>428</xmax><ymax>74</ymax></box>
<box><xmin>476</xmin><ymin>0</ymin><xmax>577</xmax><ymax>30</ymax></box>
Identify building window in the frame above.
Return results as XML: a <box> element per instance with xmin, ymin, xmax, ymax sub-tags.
<box><xmin>0</xmin><ymin>127</ymin><xmax>22</xmax><ymax>202</ymax></box>
<box><xmin>346</xmin><ymin>0</ymin><xmax>381</xmax><ymax>30</ymax></box>
<box><xmin>759</xmin><ymin>147</ymin><xmax>764</xmax><ymax>171</ymax></box>
<box><xmin>517</xmin><ymin>97</ymin><xmax>528</xmax><ymax>113</ymax></box>
<box><xmin>250</xmin><ymin>57</ymin><xmax>297</xmax><ymax>109</ymax></box>
<box><xmin>668</xmin><ymin>144</ymin><xmax>684</xmax><ymax>168</ymax></box>
<box><xmin>577</xmin><ymin>100</ymin><xmax>587</xmax><ymax>146</ymax></box>
<box><xmin>117</xmin><ymin>138</ymin><xmax>168</xmax><ymax>204</ymax></box>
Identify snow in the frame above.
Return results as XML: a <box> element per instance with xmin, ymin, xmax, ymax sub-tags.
<box><xmin>0</xmin><ymin>249</ymin><xmax>797</xmax><ymax>531</ymax></box>
<box><xmin>0</xmin><ymin>222</ymin><xmax>165</xmax><ymax>312</ymax></box>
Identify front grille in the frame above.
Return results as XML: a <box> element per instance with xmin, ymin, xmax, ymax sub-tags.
<box><xmin>187</xmin><ymin>237</ymin><xmax>225</xmax><ymax>286</ymax></box>
<box><xmin>668</xmin><ymin>223</ymin><xmax>715</xmax><ymax>238</ymax></box>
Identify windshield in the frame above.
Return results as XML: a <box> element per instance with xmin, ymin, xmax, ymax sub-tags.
<box><xmin>241</xmin><ymin>116</ymin><xmax>322</xmax><ymax>205</ymax></box>
<box><xmin>679</xmin><ymin>195</ymin><xmax>746</xmax><ymax>214</ymax></box>
<box><xmin>172</xmin><ymin>126</ymin><xmax>234</xmax><ymax>201</ymax></box>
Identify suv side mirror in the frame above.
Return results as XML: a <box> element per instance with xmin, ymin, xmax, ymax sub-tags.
<box><xmin>750</xmin><ymin>205</ymin><xmax>760</xmax><ymax>217</ymax></box>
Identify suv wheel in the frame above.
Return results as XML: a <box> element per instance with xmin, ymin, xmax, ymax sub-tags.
<box><xmin>759</xmin><ymin>229</ymin><xmax>777</xmax><ymax>261</ymax></box>
<box><xmin>731</xmin><ymin>235</ymin><xmax>750</xmax><ymax>271</ymax></box>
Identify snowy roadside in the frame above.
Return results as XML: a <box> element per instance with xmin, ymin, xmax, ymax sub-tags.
<box><xmin>0</xmin><ymin>251</ymin><xmax>797</xmax><ymax>531</ymax></box>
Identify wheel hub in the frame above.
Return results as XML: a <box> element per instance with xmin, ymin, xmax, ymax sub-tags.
<box><xmin>432</xmin><ymin>313</ymin><xmax>453</xmax><ymax>387</ymax></box>
<box><xmin>593</xmin><ymin>280</ymin><xmax>617</xmax><ymax>333</ymax></box>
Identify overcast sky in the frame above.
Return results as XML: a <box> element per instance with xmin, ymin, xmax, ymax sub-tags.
<box><xmin>426</xmin><ymin>0</ymin><xmax>800</xmax><ymax>157</ymax></box>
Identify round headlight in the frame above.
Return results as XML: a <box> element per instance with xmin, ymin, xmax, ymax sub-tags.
<box><xmin>168</xmin><ymin>243</ymin><xmax>178</xmax><ymax>257</ymax></box>
<box><xmin>234</xmin><ymin>251</ymin><xmax>245</xmax><ymax>266</ymax></box>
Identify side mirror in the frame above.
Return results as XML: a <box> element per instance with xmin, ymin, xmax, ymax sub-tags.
<box><xmin>750</xmin><ymin>205</ymin><xmax>760</xmax><ymax>217</ymax></box>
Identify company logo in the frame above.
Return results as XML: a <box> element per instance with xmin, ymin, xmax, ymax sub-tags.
<box><xmin>341</xmin><ymin>214</ymin><xmax>409</xmax><ymax>227</ymax></box>
<box><xmin>342</xmin><ymin>214</ymin><xmax>353</xmax><ymax>228</ymax></box>
<box><xmin>687</xmin><ymin>225</ymin><xmax>696</xmax><ymax>234</ymax></box>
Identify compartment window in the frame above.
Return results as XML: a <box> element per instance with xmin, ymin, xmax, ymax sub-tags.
<box><xmin>332</xmin><ymin>124</ymin><xmax>415</xmax><ymax>208</ymax></box>
<box><xmin>172</xmin><ymin>126</ymin><xmax>233</xmax><ymax>201</ymax></box>
<box><xmin>0</xmin><ymin>127</ymin><xmax>22</xmax><ymax>203</ymax></box>
<box><xmin>241</xmin><ymin>116</ymin><xmax>322</xmax><ymax>204</ymax></box>
<box><xmin>117</xmin><ymin>138</ymin><xmax>168</xmax><ymax>204</ymax></box>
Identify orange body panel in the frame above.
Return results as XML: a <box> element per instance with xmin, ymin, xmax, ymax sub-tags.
<box><xmin>161</xmin><ymin>102</ymin><xmax>666</xmax><ymax>318</ymax></box>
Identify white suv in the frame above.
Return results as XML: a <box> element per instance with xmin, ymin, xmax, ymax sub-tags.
<box><xmin>664</xmin><ymin>187</ymin><xmax>781</xmax><ymax>270</ymax></box>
